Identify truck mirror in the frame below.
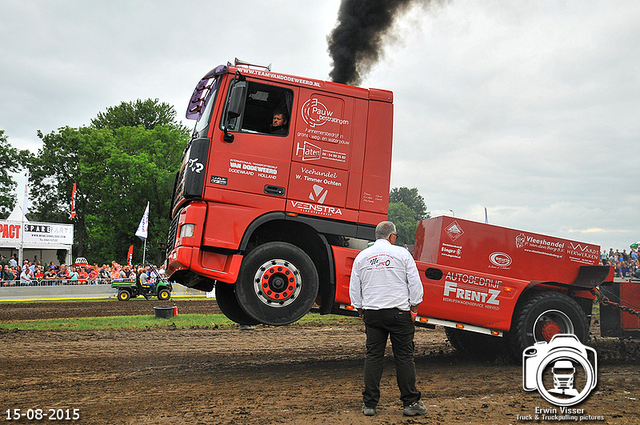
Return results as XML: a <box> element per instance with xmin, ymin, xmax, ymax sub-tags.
<box><xmin>222</xmin><ymin>81</ymin><xmax>247</xmax><ymax>143</ymax></box>
<box><xmin>227</xmin><ymin>82</ymin><xmax>246</xmax><ymax>119</ymax></box>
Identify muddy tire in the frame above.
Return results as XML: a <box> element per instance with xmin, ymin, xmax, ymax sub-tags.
<box><xmin>117</xmin><ymin>290</ymin><xmax>131</xmax><ymax>301</ymax></box>
<box><xmin>215</xmin><ymin>281</ymin><xmax>260</xmax><ymax>326</ymax></box>
<box><xmin>235</xmin><ymin>242</ymin><xmax>319</xmax><ymax>326</ymax></box>
<box><xmin>508</xmin><ymin>291</ymin><xmax>589</xmax><ymax>359</ymax></box>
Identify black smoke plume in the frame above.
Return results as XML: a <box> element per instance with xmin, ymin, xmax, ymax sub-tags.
<box><xmin>327</xmin><ymin>0</ymin><xmax>421</xmax><ymax>86</ymax></box>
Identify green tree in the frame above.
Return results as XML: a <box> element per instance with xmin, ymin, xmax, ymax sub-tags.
<box><xmin>388</xmin><ymin>187</ymin><xmax>429</xmax><ymax>246</ymax></box>
<box><xmin>85</xmin><ymin>125</ymin><xmax>187</xmax><ymax>265</ymax></box>
<box><xmin>27</xmin><ymin>100</ymin><xmax>189</xmax><ymax>265</ymax></box>
<box><xmin>388</xmin><ymin>202</ymin><xmax>417</xmax><ymax>246</ymax></box>
<box><xmin>0</xmin><ymin>130</ymin><xmax>32</xmax><ymax>218</ymax></box>
<box><xmin>389</xmin><ymin>187</ymin><xmax>429</xmax><ymax>221</ymax></box>
<box><xmin>91</xmin><ymin>98</ymin><xmax>188</xmax><ymax>133</ymax></box>
<box><xmin>29</xmin><ymin>126</ymin><xmax>123</xmax><ymax>259</ymax></box>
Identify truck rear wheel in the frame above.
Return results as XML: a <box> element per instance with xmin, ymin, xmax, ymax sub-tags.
<box><xmin>215</xmin><ymin>281</ymin><xmax>260</xmax><ymax>326</ymax></box>
<box><xmin>235</xmin><ymin>242</ymin><xmax>319</xmax><ymax>326</ymax></box>
<box><xmin>508</xmin><ymin>291</ymin><xmax>589</xmax><ymax>359</ymax></box>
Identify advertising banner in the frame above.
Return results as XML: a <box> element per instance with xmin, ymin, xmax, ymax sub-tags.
<box><xmin>23</xmin><ymin>222</ymin><xmax>74</xmax><ymax>245</ymax></box>
<box><xmin>0</xmin><ymin>220</ymin><xmax>74</xmax><ymax>246</ymax></box>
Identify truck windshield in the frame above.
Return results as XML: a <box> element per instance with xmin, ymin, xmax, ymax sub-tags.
<box><xmin>194</xmin><ymin>80</ymin><xmax>219</xmax><ymax>134</ymax></box>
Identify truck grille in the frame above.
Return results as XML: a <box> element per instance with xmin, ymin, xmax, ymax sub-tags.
<box><xmin>167</xmin><ymin>137</ymin><xmax>209</xmax><ymax>258</ymax></box>
<box><xmin>166</xmin><ymin>209</ymin><xmax>181</xmax><ymax>258</ymax></box>
<box><xmin>175</xmin><ymin>166</ymin><xmax>186</xmax><ymax>201</ymax></box>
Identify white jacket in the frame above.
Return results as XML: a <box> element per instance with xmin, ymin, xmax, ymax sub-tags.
<box><xmin>349</xmin><ymin>239</ymin><xmax>423</xmax><ymax>311</ymax></box>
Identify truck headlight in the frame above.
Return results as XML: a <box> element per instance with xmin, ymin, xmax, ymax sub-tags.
<box><xmin>180</xmin><ymin>223</ymin><xmax>195</xmax><ymax>238</ymax></box>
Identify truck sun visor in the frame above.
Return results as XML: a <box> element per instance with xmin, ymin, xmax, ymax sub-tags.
<box><xmin>186</xmin><ymin>65</ymin><xmax>228</xmax><ymax>120</ymax></box>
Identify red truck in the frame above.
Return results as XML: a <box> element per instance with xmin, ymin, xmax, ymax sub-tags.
<box><xmin>165</xmin><ymin>60</ymin><xmax>626</xmax><ymax>358</ymax></box>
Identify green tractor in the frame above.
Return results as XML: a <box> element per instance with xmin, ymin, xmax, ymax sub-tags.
<box><xmin>112</xmin><ymin>265</ymin><xmax>173</xmax><ymax>301</ymax></box>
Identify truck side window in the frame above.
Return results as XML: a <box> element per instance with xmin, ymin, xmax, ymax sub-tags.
<box><xmin>223</xmin><ymin>81</ymin><xmax>293</xmax><ymax>136</ymax></box>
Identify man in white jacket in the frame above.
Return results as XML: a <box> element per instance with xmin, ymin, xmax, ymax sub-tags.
<box><xmin>349</xmin><ymin>221</ymin><xmax>428</xmax><ymax>417</ymax></box>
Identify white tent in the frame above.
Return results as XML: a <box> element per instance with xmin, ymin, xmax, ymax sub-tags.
<box><xmin>6</xmin><ymin>204</ymin><xmax>28</xmax><ymax>222</ymax></box>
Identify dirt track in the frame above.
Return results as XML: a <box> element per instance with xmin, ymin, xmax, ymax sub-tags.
<box><xmin>1</xmin><ymin>299</ymin><xmax>639</xmax><ymax>424</ymax></box>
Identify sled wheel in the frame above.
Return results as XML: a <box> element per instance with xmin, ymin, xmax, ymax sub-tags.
<box><xmin>445</xmin><ymin>327</ymin><xmax>465</xmax><ymax>353</ymax></box>
<box><xmin>445</xmin><ymin>328</ymin><xmax>507</xmax><ymax>358</ymax></box>
<box><xmin>215</xmin><ymin>281</ymin><xmax>260</xmax><ymax>326</ymax></box>
<box><xmin>157</xmin><ymin>288</ymin><xmax>171</xmax><ymax>301</ymax></box>
<box><xmin>508</xmin><ymin>291</ymin><xmax>589</xmax><ymax>358</ymax></box>
<box><xmin>235</xmin><ymin>242</ymin><xmax>319</xmax><ymax>326</ymax></box>
<box><xmin>117</xmin><ymin>290</ymin><xmax>131</xmax><ymax>301</ymax></box>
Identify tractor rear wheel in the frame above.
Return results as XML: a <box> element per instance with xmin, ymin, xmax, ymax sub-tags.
<box><xmin>508</xmin><ymin>291</ymin><xmax>589</xmax><ymax>359</ymax></box>
<box><xmin>235</xmin><ymin>242</ymin><xmax>319</xmax><ymax>326</ymax></box>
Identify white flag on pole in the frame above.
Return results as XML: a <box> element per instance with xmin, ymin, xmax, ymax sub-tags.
<box><xmin>135</xmin><ymin>202</ymin><xmax>149</xmax><ymax>241</ymax></box>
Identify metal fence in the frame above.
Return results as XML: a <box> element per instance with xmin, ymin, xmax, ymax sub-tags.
<box><xmin>1</xmin><ymin>278</ymin><xmax>114</xmax><ymax>287</ymax></box>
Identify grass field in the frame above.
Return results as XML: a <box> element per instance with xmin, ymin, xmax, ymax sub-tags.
<box><xmin>0</xmin><ymin>312</ymin><xmax>361</xmax><ymax>331</ymax></box>
<box><xmin>0</xmin><ymin>298</ymin><xmax>602</xmax><ymax>331</ymax></box>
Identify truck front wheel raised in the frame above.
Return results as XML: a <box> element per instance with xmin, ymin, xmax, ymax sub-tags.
<box><xmin>508</xmin><ymin>291</ymin><xmax>589</xmax><ymax>358</ymax></box>
<box><xmin>235</xmin><ymin>242</ymin><xmax>319</xmax><ymax>326</ymax></box>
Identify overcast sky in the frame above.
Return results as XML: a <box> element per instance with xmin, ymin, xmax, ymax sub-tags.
<box><xmin>1</xmin><ymin>0</ymin><xmax>638</xmax><ymax>252</ymax></box>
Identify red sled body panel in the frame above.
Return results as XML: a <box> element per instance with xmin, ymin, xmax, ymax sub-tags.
<box><xmin>414</xmin><ymin>216</ymin><xmax>601</xmax><ymax>286</ymax></box>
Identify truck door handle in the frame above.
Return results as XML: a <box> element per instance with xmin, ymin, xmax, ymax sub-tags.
<box><xmin>264</xmin><ymin>185</ymin><xmax>285</xmax><ymax>196</ymax></box>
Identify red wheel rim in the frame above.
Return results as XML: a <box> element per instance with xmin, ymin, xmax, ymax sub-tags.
<box><xmin>253</xmin><ymin>259</ymin><xmax>302</xmax><ymax>307</ymax></box>
<box><xmin>540</xmin><ymin>321</ymin><xmax>562</xmax><ymax>341</ymax></box>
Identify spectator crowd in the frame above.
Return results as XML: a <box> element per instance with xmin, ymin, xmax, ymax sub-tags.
<box><xmin>602</xmin><ymin>248</ymin><xmax>640</xmax><ymax>279</ymax></box>
<box><xmin>0</xmin><ymin>254</ymin><xmax>165</xmax><ymax>287</ymax></box>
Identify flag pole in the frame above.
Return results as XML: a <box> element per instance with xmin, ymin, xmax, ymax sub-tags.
<box><xmin>142</xmin><ymin>239</ymin><xmax>147</xmax><ymax>265</ymax></box>
<box><xmin>19</xmin><ymin>171</ymin><xmax>30</xmax><ymax>265</ymax></box>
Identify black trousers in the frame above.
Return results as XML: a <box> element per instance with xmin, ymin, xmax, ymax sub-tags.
<box><xmin>362</xmin><ymin>308</ymin><xmax>421</xmax><ymax>407</ymax></box>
